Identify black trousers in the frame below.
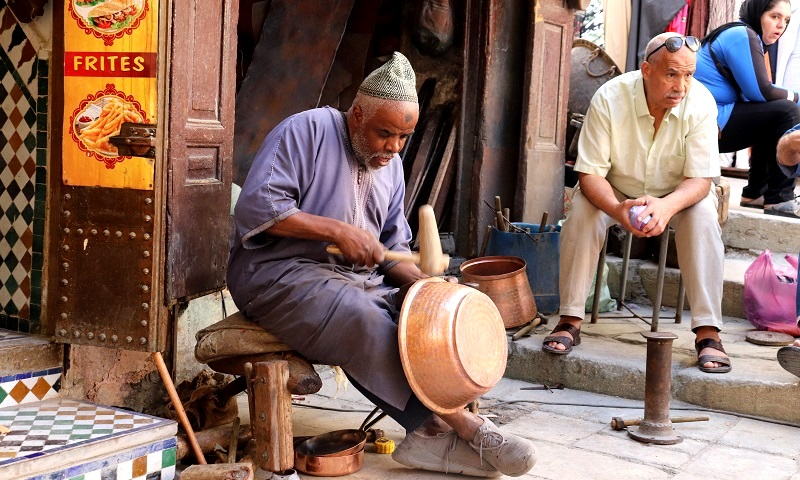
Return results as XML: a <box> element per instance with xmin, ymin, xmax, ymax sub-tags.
<box><xmin>347</xmin><ymin>373</ymin><xmax>433</xmax><ymax>432</ymax></box>
<box><xmin>719</xmin><ymin>99</ymin><xmax>800</xmax><ymax>204</ymax></box>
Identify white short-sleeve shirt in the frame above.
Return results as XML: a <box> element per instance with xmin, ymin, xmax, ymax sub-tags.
<box><xmin>575</xmin><ymin>70</ymin><xmax>720</xmax><ymax>199</ymax></box>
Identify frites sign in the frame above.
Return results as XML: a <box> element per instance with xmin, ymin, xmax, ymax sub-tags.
<box><xmin>62</xmin><ymin>0</ymin><xmax>158</xmax><ymax>190</ymax></box>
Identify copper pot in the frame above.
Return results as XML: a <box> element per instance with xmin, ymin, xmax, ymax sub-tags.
<box><xmin>460</xmin><ymin>256</ymin><xmax>537</xmax><ymax>328</ymax></box>
<box><xmin>294</xmin><ymin>432</ymin><xmax>365</xmax><ymax>476</ymax></box>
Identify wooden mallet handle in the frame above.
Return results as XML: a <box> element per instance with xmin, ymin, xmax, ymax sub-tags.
<box><xmin>325</xmin><ymin>245</ymin><xmax>420</xmax><ymax>264</ymax></box>
<box><xmin>152</xmin><ymin>352</ymin><xmax>206</xmax><ymax>464</ymax></box>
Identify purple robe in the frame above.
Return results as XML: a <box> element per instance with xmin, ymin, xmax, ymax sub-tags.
<box><xmin>227</xmin><ymin>107</ymin><xmax>414</xmax><ymax>409</ymax></box>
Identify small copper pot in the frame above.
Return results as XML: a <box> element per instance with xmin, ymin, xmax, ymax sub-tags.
<box><xmin>460</xmin><ymin>256</ymin><xmax>537</xmax><ymax>328</ymax></box>
<box><xmin>293</xmin><ymin>431</ymin><xmax>366</xmax><ymax>477</ymax></box>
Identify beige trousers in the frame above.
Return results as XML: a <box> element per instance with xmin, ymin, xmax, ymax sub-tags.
<box><xmin>559</xmin><ymin>187</ymin><xmax>724</xmax><ymax>331</ymax></box>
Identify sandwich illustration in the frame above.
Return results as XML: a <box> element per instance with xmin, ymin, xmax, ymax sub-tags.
<box><xmin>77</xmin><ymin>0</ymin><xmax>142</xmax><ymax>32</ymax></box>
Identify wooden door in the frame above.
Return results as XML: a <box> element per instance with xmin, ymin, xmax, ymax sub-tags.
<box><xmin>48</xmin><ymin>0</ymin><xmax>238</xmax><ymax>352</ymax></box>
<box><xmin>516</xmin><ymin>0</ymin><xmax>574</xmax><ymax>222</ymax></box>
<box><xmin>164</xmin><ymin>0</ymin><xmax>238</xmax><ymax>302</ymax></box>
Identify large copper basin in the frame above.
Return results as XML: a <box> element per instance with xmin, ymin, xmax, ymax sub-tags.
<box><xmin>398</xmin><ymin>278</ymin><xmax>507</xmax><ymax>414</ymax></box>
<box><xmin>460</xmin><ymin>256</ymin><xmax>537</xmax><ymax>328</ymax></box>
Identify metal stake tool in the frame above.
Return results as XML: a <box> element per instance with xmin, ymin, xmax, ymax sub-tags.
<box><xmin>628</xmin><ymin>331</ymin><xmax>681</xmax><ymax>445</ymax></box>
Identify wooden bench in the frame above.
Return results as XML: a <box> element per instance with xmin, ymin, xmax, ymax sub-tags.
<box><xmin>195</xmin><ymin>312</ymin><xmax>322</xmax><ymax>472</ymax></box>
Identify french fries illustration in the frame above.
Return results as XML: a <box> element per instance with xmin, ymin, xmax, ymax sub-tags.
<box><xmin>77</xmin><ymin>96</ymin><xmax>144</xmax><ymax>155</ymax></box>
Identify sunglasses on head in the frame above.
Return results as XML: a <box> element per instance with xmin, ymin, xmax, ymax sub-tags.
<box><xmin>645</xmin><ymin>35</ymin><xmax>701</xmax><ymax>61</ymax></box>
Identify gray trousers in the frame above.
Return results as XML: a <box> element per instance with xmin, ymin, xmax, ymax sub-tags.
<box><xmin>559</xmin><ymin>187</ymin><xmax>724</xmax><ymax>331</ymax></box>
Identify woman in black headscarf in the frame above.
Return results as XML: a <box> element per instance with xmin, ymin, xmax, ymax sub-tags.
<box><xmin>695</xmin><ymin>0</ymin><xmax>800</xmax><ymax>218</ymax></box>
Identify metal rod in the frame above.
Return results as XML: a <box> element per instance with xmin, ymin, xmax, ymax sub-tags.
<box><xmin>628</xmin><ymin>332</ymin><xmax>681</xmax><ymax>445</ymax></box>
<box><xmin>611</xmin><ymin>415</ymin><xmax>708</xmax><ymax>431</ymax></box>
<box><xmin>675</xmin><ymin>275</ymin><xmax>685</xmax><ymax>324</ymax></box>
<box><xmin>651</xmin><ymin>230</ymin><xmax>670</xmax><ymax>332</ymax></box>
<box><xmin>618</xmin><ymin>231</ymin><xmax>633</xmax><ymax>310</ymax></box>
<box><xmin>591</xmin><ymin>235</ymin><xmax>608</xmax><ymax>323</ymax></box>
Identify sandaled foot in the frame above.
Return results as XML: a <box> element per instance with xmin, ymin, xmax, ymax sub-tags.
<box><xmin>740</xmin><ymin>196</ymin><xmax>764</xmax><ymax>209</ymax></box>
<box><xmin>777</xmin><ymin>345</ymin><xmax>800</xmax><ymax>378</ymax></box>
<box><xmin>542</xmin><ymin>321</ymin><xmax>582</xmax><ymax>355</ymax></box>
<box><xmin>695</xmin><ymin>337</ymin><xmax>732</xmax><ymax>373</ymax></box>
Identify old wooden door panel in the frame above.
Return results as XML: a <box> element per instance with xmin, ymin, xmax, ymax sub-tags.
<box><xmin>54</xmin><ymin>187</ymin><xmax>156</xmax><ymax>347</ymax></box>
<box><xmin>516</xmin><ymin>0</ymin><xmax>574</xmax><ymax>222</ymax></box>
<box><xmin>165</xmin><ymin>0</ymin><xmax>239</xmax><ymax>302</ymax></box>
<box><xmin>468</xmin><ymin>0</ymin><xmax>526</xmax><ymax>255</ymax></box>
<box><xmin>232</xmin><ymin>0</ymin><xmax>354</xmax><ymax>185</ymax></box>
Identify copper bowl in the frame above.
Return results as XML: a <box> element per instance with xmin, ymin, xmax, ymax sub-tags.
<box><xmin>398</xmin><ymin>277</ymin><xmax>507</xmax><ymax>415</ymax></box>
<box><xmin>460</xmin><ymin>256</ymin><xmax>538</xmax><ymax>328</ymax></box>
<box><xmin>294</xmin><ymin>433</ymin><xmax>365</xmax><ymax>476</ymax></box>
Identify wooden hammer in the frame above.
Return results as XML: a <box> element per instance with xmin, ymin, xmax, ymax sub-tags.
<box><xmin>326</xmin><ymin>204</ymin><xmax>450</xmax><ymax>275</ymax></box>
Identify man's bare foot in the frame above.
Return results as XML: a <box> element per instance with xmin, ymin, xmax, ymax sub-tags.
<box><xmin>543</xmin><ymin>316</ymin><xmax>582</xmax><ymax>352</ymax></box>
<box><xmin>695</xmin><ymin>326</ymin><xmax>730</xmax><ymax>370</ymax></box>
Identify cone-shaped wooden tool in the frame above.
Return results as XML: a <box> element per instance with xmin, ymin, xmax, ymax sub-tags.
<box><xmin>417</xmin><ymin>205</ymin><xmax>450</xmax><ymax>275</ymax></box>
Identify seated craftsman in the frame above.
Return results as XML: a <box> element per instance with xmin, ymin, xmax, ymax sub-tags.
<box><xmin>227</xmin><ymin>52</ymin><xmax>535</xmax><ymax>477</ymax></box>
<box><xmin>544</xmin><ymin>33</ymin><xmax>732</xmax><ymax>374</ymax></box>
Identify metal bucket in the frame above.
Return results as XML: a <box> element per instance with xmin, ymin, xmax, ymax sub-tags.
<box><xmin>460</xmin><ymin>256</ymin><xmax>537</xmax><ymax>329</ymax></box>
<box><xmin>485</xmin><ymin>223</ymin><xmax>561</xmax><ymax>314</ymax></box>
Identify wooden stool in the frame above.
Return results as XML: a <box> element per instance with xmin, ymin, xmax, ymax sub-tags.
<box><xmin>195</xmin><ymin>312</ymin><xmax>323</xmax><ymax>472</ymax></box>
<box><xmin>590</xmin><ymin>180</ymin><xmax>729</xmax><ymax>330</ymax></box>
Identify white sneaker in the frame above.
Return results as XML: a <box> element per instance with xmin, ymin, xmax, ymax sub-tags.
<box><xmin>392</xmin><ymin>429</ymin><xmax>501</xmax><ymax>478</ymax></box>
<box><xmin>469</xmin><ymin>416</ymin><xmax>536</xmax><ymax>477</ymax></box>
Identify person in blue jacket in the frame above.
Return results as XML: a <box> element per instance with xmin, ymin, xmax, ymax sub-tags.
<box><xmin>776</xmin><ymin>125</ymin><xmax>800</xmax><ymax>377</ymax></box>
<box><xmin>695</xmin><ymin>0</ymin><xmax>800</xmax><ymax>218</ymax></box>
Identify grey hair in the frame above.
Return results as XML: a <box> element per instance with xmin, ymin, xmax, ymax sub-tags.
<box><xmin>347</xmin><ymin>92</ymin><xmax>417</xmax><ymax>121</ymax></box>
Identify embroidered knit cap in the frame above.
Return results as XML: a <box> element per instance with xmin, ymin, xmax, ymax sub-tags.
<box><xmin>358</xmin><ymin>52</ymin><xmax>418</xmax><ymax>103</ymax></box>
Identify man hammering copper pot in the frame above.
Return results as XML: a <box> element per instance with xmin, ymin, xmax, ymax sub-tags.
<box><xmin>228</xmin><ymin>53</ymin><xmax>536</xmax><ymax>478</ymax></box>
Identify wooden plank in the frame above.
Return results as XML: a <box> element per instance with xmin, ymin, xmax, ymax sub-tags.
<box><xmin>233</xmin><ymin>0</ymin><xmax>355</xmax><ymax>185</ymax></box>
<box><xmin>404</xmin><ymin>107</ymin><xmax>442</xmax><ymax>214</ymax></box>
<box><xmin>428</xmin><ymin>122</ymin><xmax>458</xmax><ymax>220</ymax></box>
<box><xmin>409</xmin><ymin>107</ymin><xmax>454</xmax><ymax>214</ymax></box>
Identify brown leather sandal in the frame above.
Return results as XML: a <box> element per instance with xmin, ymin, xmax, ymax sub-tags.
<box><xmin>695</xmin><ymin>338</ymin><xmax>732</xmax><ymax>373</ymax></box>
<box><xmin>542</xmin><ymin>323</ymin><xmax>581</xmax><ymax>355</ymax></box>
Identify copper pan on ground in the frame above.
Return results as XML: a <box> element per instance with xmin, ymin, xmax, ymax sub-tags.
<box><xmin>294</xmin><ymin>432</ymin><xmax>365</xmax><ymax>476</ymax></box>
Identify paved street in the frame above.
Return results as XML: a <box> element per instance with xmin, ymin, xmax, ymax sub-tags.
<box><xmin>261</xmin><ymin>372</ymin><xmax>800</xmax><ymax>480</ymax></box>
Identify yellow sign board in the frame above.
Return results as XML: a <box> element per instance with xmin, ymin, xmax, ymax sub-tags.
<box><xmin>62</xmin><ymin>0</ymin><xmax>158</xmax><ymax>190</ymax></box>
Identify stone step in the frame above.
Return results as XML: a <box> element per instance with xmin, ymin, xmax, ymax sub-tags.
<box><xmin>723</xmin><ymin>209</ymin><xmax>800</xmax><ymax>253</ymax></box>
<box><xmin>506</xmin><ymin>312</ymin><xmax>799</xmax><ymax>424</ymax></box>
<box><xmin>0</xmin><ymin>329</ymin><xmax>63</xmax><ymax>408</ymax></box>
<box><xmin>603</xmin><ymin>249</ymin><xmax>797</xmax><ymax>321</ymax></box>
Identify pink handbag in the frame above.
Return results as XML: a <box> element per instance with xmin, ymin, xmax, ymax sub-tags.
<box><xmin>743</xmin><ymin>250</ymin><xmax>800</xmax><ymax>336</ymax></box>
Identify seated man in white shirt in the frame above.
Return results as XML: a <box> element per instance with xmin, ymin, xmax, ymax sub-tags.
<box><xmin>543</xmin><ymin>32</ymin><xmax>731</xmax><ymax>373</ymax></box>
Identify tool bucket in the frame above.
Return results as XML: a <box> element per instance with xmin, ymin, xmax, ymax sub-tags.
<box><xmin>484</xmin><ymin>223</ymin><xmax>560</xmax><ymax>314</ymax></box>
